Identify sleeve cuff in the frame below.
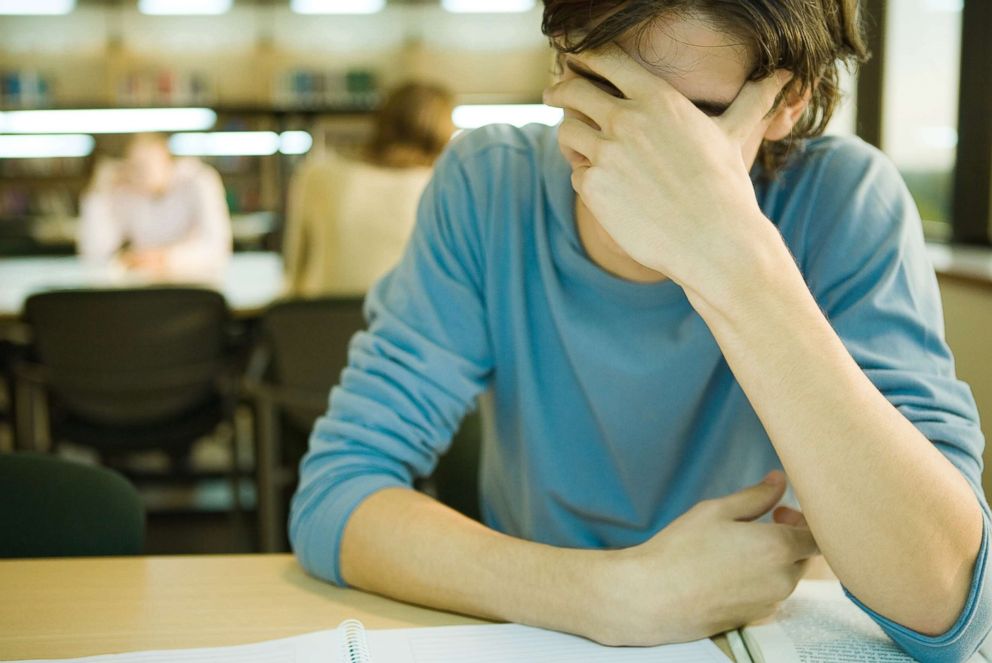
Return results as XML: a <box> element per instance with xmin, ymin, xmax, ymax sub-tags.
<box><xmin>844</xmin><ymin>512</ymin><xmax>991</xmax><ymax>662</ymax></box>
<box><xmin>291</xmin><ymin>473</ymin><xmax>408</xmax><ymax>587</ymax></box>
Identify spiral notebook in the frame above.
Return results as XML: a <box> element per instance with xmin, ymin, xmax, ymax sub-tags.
<box><xmin>13</xmin><ymin>620</ymin><xmax>731</xmax><ymax>663</ymax></box>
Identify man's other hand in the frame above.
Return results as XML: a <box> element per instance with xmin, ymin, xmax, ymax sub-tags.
<box><xmin>589</xmin><ymin>471</ymin><xmax>818</xmax><ymax>645</ymax></box>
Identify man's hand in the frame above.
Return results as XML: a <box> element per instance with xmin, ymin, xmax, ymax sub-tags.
<box><xmin>542</xmin><ymin>45</ymin><xmax>792</xmax><ymax>298</ymax></box>
<box><xmin>122</xmin><ymin>248</ymin><xmax>169</xmax><ymax>275</ymax></box>
<box><xmin>589</xmin><ymin>471</ymin><xmax>818</xmax><ymax>646</ymax></box>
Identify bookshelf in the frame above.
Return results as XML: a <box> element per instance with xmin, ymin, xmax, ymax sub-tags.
<box><xmin>0</xmin><ymin>105</ymin><xmax>379</xmax><ymax>255</ymax></box>
<box><xmin>0</xmin><ymin>3</ymin><xmax>553</xmax><ymax>256</ymax></box>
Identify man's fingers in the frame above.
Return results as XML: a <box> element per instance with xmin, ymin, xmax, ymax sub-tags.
<box><xmin>717</xmin><ymin>470</ymin><xmax>788</xmax><ymax>522</ymax></box>
<box><xmin>777</xmin><ymin>523</ymin><xmax>820</xmax><ymax>561</ymax></box>
<box><xmin>717</xmin><ymin>69</ymin><xmax>793</xmax><ymax>141</ymax></box>
<box><xmin>544</xmin><ymin>77</ymin><xmax>619</xmax><ymax>132</ymax></box>
<box><xmin>787</xmin><ymin>557</ymin><xmax>813</xmax><ymax>590</ymax></box>
<box><xmin>565</xmin><ymin>43</ymin><xmax>659</xmax><ymax>101</ymax></box>
<box><xmin>773</xmin><ymin>505</ymin><xmax>808</xmax><ymax>528</ymax></box>
<box><xmin>557</xmin><ymin>116</ymin><xmax>604</xmax><ymax>164</ymax></box>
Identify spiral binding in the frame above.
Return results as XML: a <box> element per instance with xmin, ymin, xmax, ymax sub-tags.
<box><xmin>339</xmin><ymin>619</ymin><xmax>371</xmax><ymax>663</ymax></box>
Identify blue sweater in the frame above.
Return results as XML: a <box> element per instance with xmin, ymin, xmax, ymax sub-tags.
<box><xmin>290</xmin><ymin>123</ymin><xmax>992</xmax><ymax>662</ymax></box>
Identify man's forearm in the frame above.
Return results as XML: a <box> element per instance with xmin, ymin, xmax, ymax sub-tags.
<box><xmin>684</xmin><ymin>223</ymin><xmax>983</xmax><ymax>636</ymax></box>
<box><xmin>340</xmin><ymin>487</ymin><xmax>605</xmax><ymax>636</ymax></box>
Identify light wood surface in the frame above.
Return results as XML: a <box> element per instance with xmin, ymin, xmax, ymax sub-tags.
<box><xmin>0</xmin><ymin>554</ymin><xmax>740</xmax><ymax>661</ymax></box>
<box><xmin>0</xmin><ymin>552</ymin><xmax>837</xmax><ymax>660</ymax></box>
<box><xmin>0</xmin><ymin>554</ymin><xmax>485</xmax><ymax>660</ymax></box>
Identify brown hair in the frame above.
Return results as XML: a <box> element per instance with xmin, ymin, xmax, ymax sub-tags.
<box><xmin>541</xmin><ymin>0</ymin><xmax>869</xmax><ymax>172</ymax></box>
<box><xmin>365</xmin><ymin>82</ymin><xmax>456</xmax><ymax>169</ymax></box>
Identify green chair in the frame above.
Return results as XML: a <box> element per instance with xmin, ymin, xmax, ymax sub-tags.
<box><xmin>0</xmin><ymin>452</ymin><xmax>145</xmax><ymax>557</ymax></box>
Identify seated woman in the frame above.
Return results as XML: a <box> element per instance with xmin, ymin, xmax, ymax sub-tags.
<box><xmin>283</xmin><ymin>82</ymin><xmax>455</xmax><ymax>297</ymax></box>
<box><xmin>77</xmin><ymin>133</ymin><xmax>232</xmax><ymax>279</ymax></box>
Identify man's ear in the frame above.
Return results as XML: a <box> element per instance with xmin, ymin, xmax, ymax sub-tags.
<box><xmin>763</xmin><ymin>84</ymin><xmax>813</xmax><ymax>141</ymax></box>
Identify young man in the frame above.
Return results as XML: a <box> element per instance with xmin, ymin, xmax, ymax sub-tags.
<box><xmin>79</xmin><ymin>133</ymin><xmax>232</xmax><ymax>278</ymax></box>
<box><xmin>290</xmin><ymin>2</ymin><xmax>991</xmax><ymax>661</ymax></box>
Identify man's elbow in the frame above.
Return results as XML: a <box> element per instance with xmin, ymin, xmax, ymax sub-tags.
<box><xmin>907</xmin><ymin>518</ymin><xmax>983</xmax><ymax>636</ymax></box>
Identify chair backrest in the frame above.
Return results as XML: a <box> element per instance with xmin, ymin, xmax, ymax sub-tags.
<box><xmin>262</xmin><ymin>296</ymin><xmax>366</xmax><ymax>432</ymax></box>
<box><xmin>262</xmin><ymin>295</ymin><xmax>482</xmax><ymax>520</ymax></box>
<box><xmin>0</xmin><ymin>452</ymin><xmax>145</xmax><ymax>557</ymax></box>
<box><xmin>24</xmin><ymin>288</ymin><xmax>229</xmax><ymax>426</ymax></box>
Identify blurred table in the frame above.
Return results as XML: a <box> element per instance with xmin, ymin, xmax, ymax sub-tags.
<box><xmin>0</xmin><ymin>554</ymin><xmax>740</xmax><ymax>661</ymax></box>
<box><xmin>0</xmin><ymin>252</ymin><xmax>284</xmax><ymax>322</ymax></box>
<box><xmin>927</xmin><ymin>242</ymin><xmax>992</xmax><ymax>289</ymax></box>
<box><xmin>1</xmin><ymin>246</ymin><xmax>976</xmax><ymax>322</ymax></box>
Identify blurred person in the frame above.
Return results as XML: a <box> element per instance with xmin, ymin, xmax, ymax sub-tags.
<box><xmin>78</xmin><ymin>133</ymin><xmax>232</xmax><ymax>278</ymax></box>
<box><xmin>283</xmin><ymin>82</ymin><xmax>456</xmax><ymax>297</ymax></box>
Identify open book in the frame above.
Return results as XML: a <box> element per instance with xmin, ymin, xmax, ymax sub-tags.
<box><xmin>735</xmin><ymin>580</ymin><xmax>992</xmax><ymax>663</ymax></box>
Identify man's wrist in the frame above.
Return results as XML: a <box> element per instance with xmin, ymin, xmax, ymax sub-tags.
<box><xmin>586</xmin><ymin>544</ymin><xmax>691</xmax><ymax>646</ymax></box>
<box><xmin>502</xmin><ymin>543</ymin><xmax>616</xmax><ymax>640</ymax></box>
<box><xmin>682</xmin><ymin>215</ymin><xmax>801</xmax><ymax>323</ymax></box>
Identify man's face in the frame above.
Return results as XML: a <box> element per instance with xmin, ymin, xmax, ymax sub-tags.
<box><xmin>123</xmin><ymin>139</ymin><xmax>174</xmax><ymax>196</ymax></box>
<box><xmin>558</xmin><ymin>12</ymin><xmax>771</xmax><ymax>170</ymax></box>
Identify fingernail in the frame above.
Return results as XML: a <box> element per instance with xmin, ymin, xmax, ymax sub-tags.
<box><xmin>763</xmin><ymin>471</ymin><xmax>783</xmax><ymax>485</ymax></box>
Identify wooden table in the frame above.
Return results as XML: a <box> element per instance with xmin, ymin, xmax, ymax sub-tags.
<box><xmin>0</xmin><ymin>554</ymin><xmax>736</xmax><ymax>661</ymax></box>
<box><xmin>0</xmin><ymin>252</ymin><xmax>285</xmax><ymax>322</ymax></box>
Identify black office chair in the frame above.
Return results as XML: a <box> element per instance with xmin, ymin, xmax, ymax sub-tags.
<box><xmin>16</xmin><ymin>288</ymin><xmax>242</xmax><ymax>504</ymax></box>
<box><xmin>264</xmin><ymin>297</ymin><xmax>367</xmax><ymax>437</ymax></box>
<box><xmin>0</xmin><ymin>452</ymin><xmax>145</xmax><ymax>557</ymax></box>
<box><xmin>245</xmin><ymin>296</ymin><xmax>482</xmax><ymax>552</ymax></box>
<box><xmin>245</xmin><ymin>297</ymin><xmax>365</xmax><ymax>551</ymax></box>
<box><xmin>0</xmin><ymin>338</ymin><xmax>17</xmax><ymax>448</ymax></box>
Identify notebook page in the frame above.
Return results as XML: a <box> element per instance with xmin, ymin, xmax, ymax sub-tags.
<box><xmin>367</xmin><ymin>623</ymin><xmax>731</xmax><ymax>663</ymax></box>
<box><xmin>11</xmin><ymin>623</ymin><xmax>730</xmax><ymax>663</ymax></box>
<box><xmin>10</xmin><ymin>629</ymin><xmax>340</xmax><ymax>663</ymax></box>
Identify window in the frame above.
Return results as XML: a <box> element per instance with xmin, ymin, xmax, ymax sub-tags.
<box><xmin>881</xmin><ymin>0</ymin><xmax>962</xmax><ymax>235</ymax></box>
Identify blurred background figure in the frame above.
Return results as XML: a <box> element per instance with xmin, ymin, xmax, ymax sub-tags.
<box><xmin>282</xmin><ymin>81</ymin><xmax>455</xmax><ymax>297</ymax></box>
<box><xmin>78</xmin><ymin>133</ymin><xmax>232</xmax><ymax>279</ymax></box>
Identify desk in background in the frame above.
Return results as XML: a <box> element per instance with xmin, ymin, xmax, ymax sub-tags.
<box><xmin>0</xmin><ymin>253</ymin><xmax>287</xmax><ymax>530</ymax></box>
<box><xmin>0</xmin><ymin>554</ymin><xmax>736</xmax><ymax>661</ymax></box>
<box><xmin>0</xmin><ymin>244</ymin><xmax>981</xmax><ymax>323</ymax></box>
<box><xmin>0</xmin><ymin>252</ymin><xmax>285</xmax><ymax>322</ymax></box>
